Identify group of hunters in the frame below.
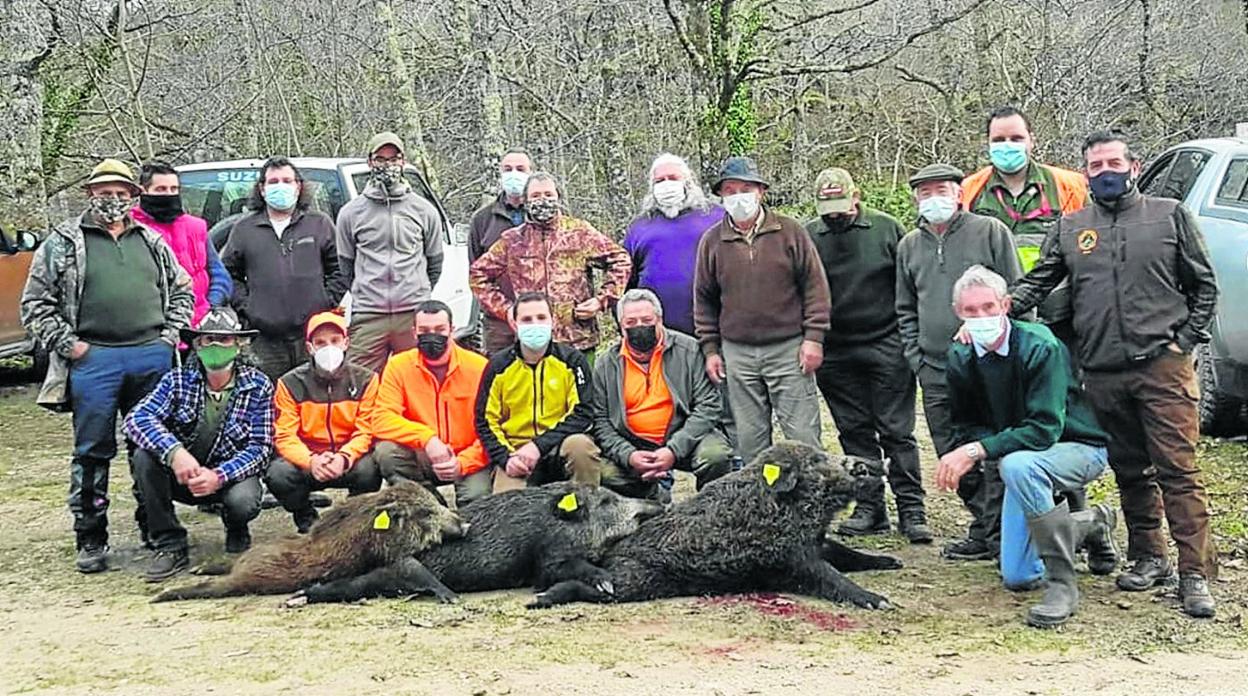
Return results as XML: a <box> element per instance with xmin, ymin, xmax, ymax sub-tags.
<box><xmin>18</xmin><ymin>105</ymin><xmax>1221</xmax><ymax>627</ymax></box>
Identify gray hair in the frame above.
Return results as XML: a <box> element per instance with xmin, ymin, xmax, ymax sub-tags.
<box><xmin>523</xmin><ymin>171</ymin><xmax>564</xmax><ymax>201</ymax></box>
<box><xmin>952</xmin><ymin>265</ymin><xmax>1009</xmax><ymax>306</ymax></box>
<box><xmin>639</xmin><ymin>153</ymin><xmax>712</xmax><ymax>217</ymax></box>
<box><xmin>616</xmin><ymin>288</ymin><xmax>664</xmax><ymax>323</ymax></box>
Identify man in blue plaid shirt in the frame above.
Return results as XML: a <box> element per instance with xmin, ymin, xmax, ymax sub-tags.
<box><xmin>124</xmin><ymin>307</ymin><xmax>274</xmax><ymax>582</ymax></box>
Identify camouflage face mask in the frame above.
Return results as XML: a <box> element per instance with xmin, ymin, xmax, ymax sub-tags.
<box><xmin>527</xmin><ymin>198</ymin><xmax>560</xmax><ymax>224</ymax></box>
<box><xmin>371</xmin><ymin>163</ymin><xmax>406</xmax><ymax>188</ymax></box>
<box><xmin>89</xmin><ymin>195</ymin><xmax>133</xmax><ymax>224</ymax></box>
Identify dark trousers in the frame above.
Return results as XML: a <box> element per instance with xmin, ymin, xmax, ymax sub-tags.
<box><xmin>68</xmin><ymin>341</ymin><xmax>173</xmax><ymax>544</ymax></box>
<box><xmin>264</xmin><ymin>454</ymin><xmax>383</xmax><ymax>513</ymax></box>
<box><xmin>249</xmin><ymin>333</ymin><xmax>306</xmax><ymax>382</ymax></box>
<box><xmin>1084</xmin><ymin>352</ymin><xmax>1217</xmax><ymax>578</ymax></box>
<box><xmin>373</xmin><ymin>440</ymin><xmax>496</xmax><ymax>508</ymax></box>
<box><xmin>131</xmin><ymin>448</ymin><xmax>263</xmax><ymax>552</ymax></box>
<box><xmin>816</xmin><ymin>337</ymin><xmax>925</xmax><ymax>513</ymax></box>
<box><xmin>918</xmin><ymin>363</ymin><xmax>1003</xmax><ymax>546</ymax></box>
<box><xmin>483</xmin><ymin>315</ymin><xmax>515</xmax><ymax>356</ymax></box>
<box><xmin>599</xmin><ymin>433</ymin><xmax>734</xmax><ymax>500</ymax></box>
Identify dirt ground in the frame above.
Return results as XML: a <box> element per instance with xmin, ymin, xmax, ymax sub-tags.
<box><xmin>2</xmin><ymin>370</ymin><xmax>1246</xmax><ymax>695</ymax></box>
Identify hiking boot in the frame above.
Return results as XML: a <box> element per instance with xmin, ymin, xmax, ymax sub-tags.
<box><xmin>293</xmin><ymin>507</ymin><xmax>319</xmax><ymax>534</ymax></box>
<box><xmin>837</xmin><ymin>503</ymin><xmax>890</xmax><ymax>536</ymax></box>
<box><xmin>75</xmin><ymin>542</ymin><xmax>109</xmax><ymax>574</ymax></box>
<box><xmin>942</xmin><ymin>536</ymin><xmax>994</xmax><ymax>561</ymax></box>
<box><xmin>1025</xmin><ymin>502</ymin><xmax>1080</xmax><ymax>628</ymax></box>
<box><xmin>310</xmin><ymin>492</ymin><xmax>332</xmax><ymax>508</ymax></box>
<box><xmin>1074</xmin><ymin>504</ymin><xmax>1118</xmax><ymax>575</ymax></box>
<box><xmin>144</xmin><ymin>549</ymin><xmax>189</xmax><ymax>583</ymax></box>
<box><xmin>1178</xmin><ymin>574</ymin><xmax>1216</xmax><ymax>618</ymax></box>
<box><xmin>1116</xmin><ymin>556</ymin><xmax>1175</xmax><ymax>592</ymax></box>
<box><xmin>898</xmin><ymin>508</ymin><xmax>934</xmax><ymax>544</ymax></box>
<box><xmin>225</xmin><ymin>525</ymin><xmax>252</xmax><ymax>554</ymax></box>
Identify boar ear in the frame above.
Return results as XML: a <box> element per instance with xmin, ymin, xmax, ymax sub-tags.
<box><xmin>761</xmin><ymin>461</ymin><xmax>799</xmax><ymax>495</ymax></box>
<box><xmin>553</xmin><ymin>491</ymin><xmax>586</xmax><ymax>520</ymax></box>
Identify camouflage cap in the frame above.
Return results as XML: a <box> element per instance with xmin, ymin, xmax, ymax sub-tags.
<box><xmin>366</xmin><ymin>131</ymin><xmax>405</xmax><ymax>156</ymax></box>
<box><xmin>84</xmin><ymin>159</ymin><xmax>141</xmax><ymax>193</ymax></box>
<box><xmin>907</xmin><ymin>163</ymin><xmax>965</xmax><ymax>189</ymax></box>
<box><xmin>813</xmin><ymin>168</ymin><xmax>858</xmax><ymax>215</ymax></box>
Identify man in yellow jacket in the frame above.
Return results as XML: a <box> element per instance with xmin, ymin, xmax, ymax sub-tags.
<box><xmin>372</xmin><ymin>300</ymin><xmax>493</xmax><ymax>507</ymax></box>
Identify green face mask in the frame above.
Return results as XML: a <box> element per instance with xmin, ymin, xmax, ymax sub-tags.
<box><xmin>197</xmin><ymin>344</ymin><xmax>239</xmax><ymax>371</ymax></box>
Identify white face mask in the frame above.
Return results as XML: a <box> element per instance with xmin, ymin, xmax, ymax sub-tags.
<box><xmin>918</xmin><ymin>195</ymin><xmax>958</xmax><ymax>224</ymax></box>
<box><xmin>653</xmin><ymin>180</ymin><xmax>686</xmax><ymax>208</ymax></box>
<box><xmin>965</xmin><ymin>315</ymin><xmax>1007</xmax><ymax>349</ymax></box>
<box><xmin>313</xmin><ymin>345</ymin><xmax>345</xmax><ymax>373</ymax></box>
<box><xmin>723</xmin><ymin>192</ymin><xmax>759</xmax><ymax>222</ymax></box>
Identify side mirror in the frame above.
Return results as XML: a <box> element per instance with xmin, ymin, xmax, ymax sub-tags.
<box><xmin>451</xmin><ymin>222</ymin><xmax>470</xmax><ymax>246</ymax></box>
<box><xmin>16</xmin><ymin>230</ymin><xmax>39</xmax><ymax>252</ymax></box>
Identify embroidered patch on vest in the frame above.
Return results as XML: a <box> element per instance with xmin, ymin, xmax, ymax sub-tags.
<box><xmin>1077</xmin><ymin>229</ymin><xmax>1099</xmax><ymax>254</ymax></box>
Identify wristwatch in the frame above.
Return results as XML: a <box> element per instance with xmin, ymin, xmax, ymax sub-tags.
<box><xmin>963</xmin><ymin>443</ymin><xmax>982</xmax><ymax>461</ymax></box>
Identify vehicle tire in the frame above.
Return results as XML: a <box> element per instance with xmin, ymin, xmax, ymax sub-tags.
<box><xmin>1196</xmin><ymin>344</ymin><xmax>1246</xmax><ymax>437</ymax></box>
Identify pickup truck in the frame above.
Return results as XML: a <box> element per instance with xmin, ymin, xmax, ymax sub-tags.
<box><xmin>0</xmin><ymin>230</ymin><xmax>43</xmax><ymax>369</ymax></box>
<box><xmin>1138</xmin><ymin>137</ymin><xmax>1248</xmax><ymax>435</ymax></box>
<box><xmin>177</xmin><ymin>157</ymin><xmax>480</xmax><ymax>344</ymax></box>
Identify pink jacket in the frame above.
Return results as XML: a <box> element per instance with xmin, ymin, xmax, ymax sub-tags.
<box><xmin>131</xmin><ymin>207</ymin><xmax>231</xmax><ymax>326</ymax></box>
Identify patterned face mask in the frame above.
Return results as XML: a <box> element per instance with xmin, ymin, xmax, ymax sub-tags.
<box><xmin>89</xmin><ymin>195</ymin><xmax>133</xmax><ymax>224</ymax></box>
<box><xmin>371</xmin><ymin>163</ymin><xmax>406</xmax><ymax>188</ymax></box>
<box><xmin>527</xmin><ymin>198</ymin><xmax>560</xmax><ymax>224</ymax></box>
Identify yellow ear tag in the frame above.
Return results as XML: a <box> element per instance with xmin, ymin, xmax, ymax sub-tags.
<box><xmin>557</xmin><ymin>493</ymin><xmax>579</xmax><ymax>513</ymax></box>
<box><xmin>763</xmin><ymin>464</ymin><xmax>781</xmax><ymax>487</ymax></box>
<box><xmin>373</xmin><ymin>510</ymin><xmax>391</xmax><ymax>530</ymax></box>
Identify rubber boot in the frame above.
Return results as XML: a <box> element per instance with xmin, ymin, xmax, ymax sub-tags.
<box><xmin>1073</xmin><ymin>504</ymin><xmax>1118</xmax><ymax>575</ymax></box>
<box><xmin>1025</xmin><ymin>502</ymin><xmax>1080</xmax><ymax>628</ymax></box>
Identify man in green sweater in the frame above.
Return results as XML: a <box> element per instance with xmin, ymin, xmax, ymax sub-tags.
<box><xmin>936</xmin><ymin>266</ymin><xmax>1117</xmax><ymax>628</ymax></box>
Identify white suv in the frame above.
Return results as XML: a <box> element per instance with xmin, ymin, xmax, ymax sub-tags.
<box><xmin>176</xmin><ymin>157</ymin><xmax>479</xmax><ymax>343</ymax></box>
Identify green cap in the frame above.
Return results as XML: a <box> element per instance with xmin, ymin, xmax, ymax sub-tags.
<box><xmin>366</xmin><ymin>131</ymin><xmax>405</xmax><ymax>156</ymax></box>
<box><xmin>813</xmin><ymin>168</ymin><xmax>858</xmax><ymax>215</ymax></box>
<box><xmin>83</xmin><ymin>159</ymin><xmax>140</xmax><ymax>193</ymax></box>
<box><xmin>907</xmin><ymin>163</ymin><xmax>965</xmax><ymax>189</ymax></box>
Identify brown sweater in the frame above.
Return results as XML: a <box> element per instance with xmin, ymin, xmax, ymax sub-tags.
<box><xmin>693</xmin><ymin>209</ymin><xmax>831</xmax><ymax>355</ymax></box>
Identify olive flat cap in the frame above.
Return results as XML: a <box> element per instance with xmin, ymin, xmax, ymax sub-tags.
<box><xmin>711</xmin><ymin>156</ymin><xmax>770</xmax><ymax>194</ymax></box>
<box><xmin>907</xmin><ymin>163</ymin><xmax>965</xmax><ymax>189</ymax></box>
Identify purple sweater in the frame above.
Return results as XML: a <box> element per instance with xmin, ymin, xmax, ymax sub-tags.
<box><xmin>622</xmin><ymin>205</ymin><xmax>723</xmax><ymax>335</ymax></box>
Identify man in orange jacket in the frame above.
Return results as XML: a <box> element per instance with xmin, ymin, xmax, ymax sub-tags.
<box><xmin>266</xmin><ymin>311</ymin><xmax>383</xmax><ymax>533</ymax></box>
<box><xmin>372</xmin><ymin>300</ymin><xmax>493</xmax><ymax>507</ymax></box>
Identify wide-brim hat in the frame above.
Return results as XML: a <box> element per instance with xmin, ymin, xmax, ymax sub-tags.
<box><xmin>83</xmin><ymin>158</ymin><xmax>141</xmax><ymax>194</ymax></box>
<box><xmin>182</xmin><ymin>306</ymin><xmax>259</xmax><ymax>341</ymax></box>
<box><xmin>711</xmin><ymin>156</ymin><xmax>770</xmax><ymax>194</ymax></box>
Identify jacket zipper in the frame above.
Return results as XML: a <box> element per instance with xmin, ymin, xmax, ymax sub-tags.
<box><xmin>530</xmin><ymin>360</ymin><xmax>542</xmax><ymax>439</ymax></box>
<box><xmin>326</xmin><ymin>381</ymin><xmax>337</xmax><ymax>453</ymax></box>
<box><xmin>1110</xmin><ymin>209</ymin><xmax>1131</xmax><ymax>362</ymax></box>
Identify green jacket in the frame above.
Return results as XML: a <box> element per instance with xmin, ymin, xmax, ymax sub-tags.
<box><xmin>591</xmin><ymin>328</ymin><xmax>724</xmax><ymax>466</ymax></box>
<box><xmin>946</xmin><ymin>320</ymin><xmax>1108</xmax><ymax>459</ymax></box>
<box><xmin>20</xmin><ymin>213</ymin><xmax>194</xmax><ymax>410</ymax></box>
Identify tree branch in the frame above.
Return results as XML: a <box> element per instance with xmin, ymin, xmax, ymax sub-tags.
<box><xmin>762</xmin><ymin>0</ymin><xmax>884</xmax><ymax>35</ymax></box>
<box><xmin>661</xmin><ymin>0</ymin><xmax>705</xmax><ymax>71</ymax></box>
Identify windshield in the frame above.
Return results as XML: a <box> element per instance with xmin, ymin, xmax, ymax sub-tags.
<box><xmin>180</xmin><ymin>167</ymin><xmax>347</xmax><ymax>227</ymax></box>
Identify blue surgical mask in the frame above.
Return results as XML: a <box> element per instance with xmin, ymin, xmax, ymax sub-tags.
<box><xmin>989</xmin><ymin>142</ymin><xmax>1028</xmax><ymax>174</ymax></box>
<box><xmin>516</xmin><ymin>323</ymin><xmax>552</xmax><ymax>352</ymax></box>
<box><xmin>500</xmin><ymin>170</ymin><xmax>529</xmax><ymax>197</ymax></box>
<box><xmin>918</xmin><ymin>195</ymin><xmax>958</xmax><ymax>224</ymax></box>
<box><xmin>263</xmin><ymin>182</ymin><xmax>298</xmax><ymax>211</ymax></box>
<box><xmin>1088</xmin><ymin>170</ymin><xmax>1135</xmax><ymax>203</ymax></box>
<box><xmin>965</xmin><ymin>315</ymin><xmax>1007</xmax><ymax>349</ymax></box>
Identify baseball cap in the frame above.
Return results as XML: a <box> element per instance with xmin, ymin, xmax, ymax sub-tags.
<box><xmin>813</xmin><ymin>168</ymin><xmax>858</xmax><ymax>215</ymax></box>
<box><xmin>367</xmin><ymin>132</ymin><xmax>405</xmax><ymax>156</ymax></box>
<box><xmin>305</xmin><ymin>310</ymin><xmax>348</xmax><ymax>340</ymax></box>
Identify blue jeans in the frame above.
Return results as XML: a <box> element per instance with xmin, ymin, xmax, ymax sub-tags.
<box><xmin>998</xmin><ymin>442</ymin><xmax>1109</xmax><ymax>588</ymax></box>
<box><xmin>68</xmin><ymin>341</ymin><xmax>174</xmax><ymax>542</ymax></box>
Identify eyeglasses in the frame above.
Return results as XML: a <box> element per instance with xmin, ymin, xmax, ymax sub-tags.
<box><xmin>372</xmin><ymin>156</ymin><xmax>404</xmax><ymax>166</ymax></box>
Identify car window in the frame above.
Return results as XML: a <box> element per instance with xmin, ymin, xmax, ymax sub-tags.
<box><xmin>180</xmin><ymin>168</ymin><xmax>348</xmax><ymax>227</ymax></box>
<box><xmin>1147</xmin><ymin>150</ymin><xmax>1212</xmax><ymax>202</ymax></box>
<box><xmin>1215</xmin><ymin>158</ymin><xmax>1248</xmax><ymax>208</ymax></box>
<box><xmin>1139</xmin><ymin>153</ymin><xmax>1175</xmax><ymax>197</ymax></box>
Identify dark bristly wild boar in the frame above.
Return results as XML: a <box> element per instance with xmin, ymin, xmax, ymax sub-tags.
<box><xmin>287</xmin><ymin>483</ymin><xmax>663</xmax><ymax>606</ymax></box>
<box><xmin>152</xmin><ymin>482</ymin><xmax>465</xmax><ymax>602</ymax></box>
<box><xmin>527</xmin><ymin>441</ymin><xmax>902</xmax><ymax>610</ymax></box>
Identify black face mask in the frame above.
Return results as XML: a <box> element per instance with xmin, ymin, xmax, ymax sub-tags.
<box><xmin>821</xmin><ymin>214</ymin><xmax>853</xmax><ymax>233</ymax></box>
<box><xmin>416</xmin><ymin>333</ymin><xmax>449</xmax><ymax>360</ymax></box>
<box><xmin>625</xmin><ymin>325</ymin><xmax>659</xmax><ymax>353</ymax></box>
<box><xmin>139</xmin><ymin>194</ymin><xmax>184</xmax><ymax>223</ymax></box>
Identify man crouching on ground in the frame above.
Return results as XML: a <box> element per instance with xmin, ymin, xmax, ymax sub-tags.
<box><xmin>123</xmin><ymin>307</ymin><xmax>274</xmax><ymax>582</ymax></box>
<box><xmin>935</xmin><ymin>266</ymin><xmax>1117</xmax><ymax>628</ymax></box>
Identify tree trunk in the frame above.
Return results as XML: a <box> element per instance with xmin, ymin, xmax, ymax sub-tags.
<box><xmin>377</xmin><ymin>0</ymin><xmax>437</xmax><ymax>190</ymax></box>
<box><xmin>0</xmin><ymin>0</ymin><xmax>53</xmax><ymax>234</ymax></box>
